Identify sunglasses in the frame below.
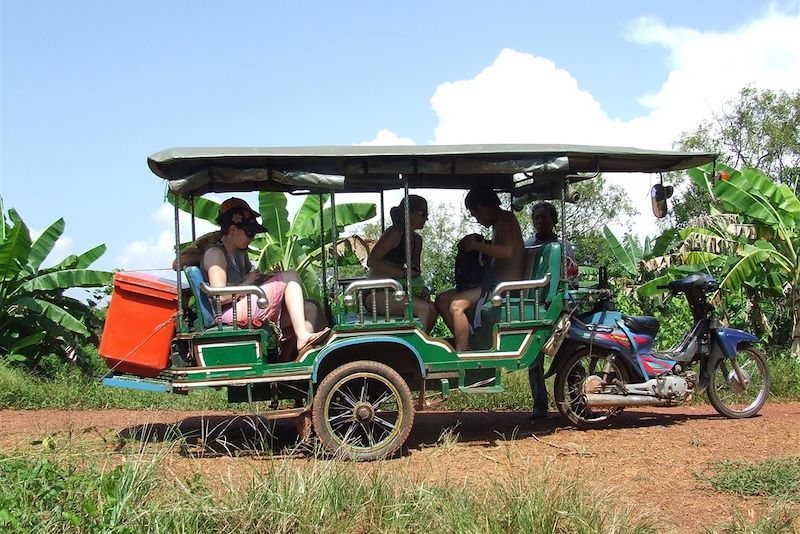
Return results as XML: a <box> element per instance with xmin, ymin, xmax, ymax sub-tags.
<box><xmin>238</xmin><ymin>225</ymin><xmax>257</xmax><ymax>239</ymax></box>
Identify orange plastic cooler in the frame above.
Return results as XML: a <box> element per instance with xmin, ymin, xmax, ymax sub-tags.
<box><xmin>99</xmin><ymin>272</ymin><xmax>178</xmax><ymax>377</ymax></box>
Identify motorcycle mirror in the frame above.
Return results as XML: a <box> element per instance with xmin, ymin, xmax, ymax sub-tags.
<box><xmin>651</xmin><ymin>183</ymin><xmax>673</xmax><ymax>218</ymax></box>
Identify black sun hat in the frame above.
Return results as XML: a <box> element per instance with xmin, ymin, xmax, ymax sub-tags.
<box><xmin>217</xmin><ymin>197</ymin><xmax>267</xmax><ymax>235</ymax></box>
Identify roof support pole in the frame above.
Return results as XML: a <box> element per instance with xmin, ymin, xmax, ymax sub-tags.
<box><xmin>380</xmin><ymin>191</ymin><xmax>386</xmax><ymax>233</ymax></box>
<box><xmin>190</xmin><ymin>196</ymin><xmax>196</xmax><ymax>241</ymax></box>
<box><xmin>560</xmin><ymin>180</ymin><xmax>567</xmax><ymax>286</ymax></box>
<box><xmin>402</xmin><ymin>175</ymin><xmax>413</xmax><ymax>321</ymax></box>
<box><xmin>319</xmin><ymin>192</ymin><xmax>329</xmax><ymax>316</ymax></box>
<box><xmin>330</xmin><ymin>190</ymin><xmax>339</xmax><ymax>304</ymax></box>
<box><xmin>174</xmin><ymin>198</ymin><xmax>183</xmax><ymax>325</ymax></box>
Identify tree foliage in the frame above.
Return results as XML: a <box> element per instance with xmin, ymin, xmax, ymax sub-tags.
<box><xmin>0</xmin><ymin>197</ymin><xmax>111</xmax><ymax>370</ymax></box>
<box><xmin>674</xmin><ymin>87</ymin><xmax>800</xmax><ymax>228</ymax></box>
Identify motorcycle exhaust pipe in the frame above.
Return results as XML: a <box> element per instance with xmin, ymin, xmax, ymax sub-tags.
<box><xmin>584</xmin><ymin>393</ymin><xmax>671</xmax><ymax>408</ymax></box>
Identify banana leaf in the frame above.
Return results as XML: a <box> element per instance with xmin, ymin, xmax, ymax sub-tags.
<box><xmin>8</xmin><ymin>209</ymin><xmax>24</xmax><ymax>228</ymax></box>
<box><xmin>637</xmin><ymin>275</ymin><xmax>671</xmax><ymax>297</ymax></box>
<box><xmin>0</xmin><ymin>222</ymin><xmax>32</xmax><ymax>282</ymax></box>
<box><xmin>167</xmin><ymin>192</ymin><xmax>221</xmax><ymax>223</ymax></box>
<box><xmin>0</xmin><ymin>196</ymin><xmax>5</xmax><ymax>242</ymax></box>
<box><xmin>714</xmin><ymin>168</ymin><xmax>800</xmax><ymax>230</ymax></box>
<box><xmin>732</xmin><ymin>168</ymin><xmax>800</xmax><ymax>226</ymax></box>
<box><xmin>15</xmin><ymin>296</ymin><xmax>90</xmax><ymax>336</ymax></box>
<box><xmin>20</xmin><ymin>269</ymin><xmax>112</xmax><ymax>292</ymax></box>
<box><xmin>28</xmin><ymin>218</ymin><xmax>65</xmax><ymax>272</ymax></box>
<box><xmin>679</xmin><ymin>232</ymin><xmax>740</xmax><ymax>256</ymax></box>
<box><xmin>643</xmin><ymin>235</ymin><xmax>653</xmax><ymax>257</ymax></box>
<box><xmin>290</xmin><ymin>193</ymin><xmax>330</xmax><ymax>238</ymax></box>
<box><xmin>687</xmin><ymin>165</ymin><xmax>716</xmax><ymax>198</ymax></box>
<box><xmin>602</xmin><ymin>225</ymin><xmax>637</xmax><ymax>276</ymax></box>
<box><xmin>308</xmin><ymin>204</ymin><xmax>377</xmax><ymax>240</ymax></box>
<box><xmin>258</xmin><ymin>192</ymin><xmax>290</xmax><ymax>250</ymax></box>
<box><xmin>651</xmin><ymin>229</ymin><xmax>679</xmax><ymax>257</ymax></box>
<box><xmin>10</xmin><ymin>331</ymin><xmax>47</xmax><ymax>353</ymax></box>
<box><xmin>625</xmin><ymin>233</ymin><xmax>643</xmax><ymax>262</ymax></box>
<box><xmin>720</xmin><ymin>247</ymin><xmax>792</xmax><ymax>291</ymax></box>
<box><xmin>75</xmin><ymin>244</ymin><xmax>107</xmax><ymax>269</ymax></box>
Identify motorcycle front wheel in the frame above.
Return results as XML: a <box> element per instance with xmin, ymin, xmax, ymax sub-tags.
<box><xmin>707</xmin><ymin>346</ymin><xmax>770</xmax><ymax>418</ymax></box>
<box><xmin>554</xmin><ymin>347</ymin><xmax>628</xmax><ymax>429</ymax></box>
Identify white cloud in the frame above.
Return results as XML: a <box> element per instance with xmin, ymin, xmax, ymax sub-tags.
<box><xmin>626</xmin><ymin>8</ymin><xmax>800</xmax><ymax>146</ymax></box>
<box><xmin>116</xmin><ymin>203</ymin><xmax>219</xmax><ymax>272</ymax></box>
<box><xmin>431</xmin><ymin>49</ymin><xmax>621</xmax><ymax>146</ymax></box>
<box><xmin>359</xmin><ymin>128</ymin><xmax>416</xmax><ymax>146</ymax></box>
<box><xmin>423</xmin><ymin>8</ymin><xmax>800</xmax><ymax>238</ymax></box>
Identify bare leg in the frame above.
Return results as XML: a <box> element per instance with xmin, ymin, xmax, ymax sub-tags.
<box><xmin>280</xmin><ymin>271</ymin><xmax>322</xmax><ymax>350</ymax></box>
<box><xmin>412</xmin><ymin>299</ymin><xmax>438</xmax><ymax>333</ymax></box>
<box><xmin>435</xmin><ymin>289</ymin><xmax>457</xmax><ymax>335</ymax></box>
<box><xmin>304</xmin><ymin>299</ymin><xmax>328</xmax><ymax>331</ymax></box>
<box><xmin>448</xmin><ymin>287</ymin><xmax>481</xmax><ymax>351</ymax></box>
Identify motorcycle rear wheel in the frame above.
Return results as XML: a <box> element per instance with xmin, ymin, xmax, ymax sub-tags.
<box><xmin>554</xmin><ymin>347</ymin><xmax>628</xmax><ymax>429</ymax></box>
<box><xmin>707</xmin><ymin>346</ymin><xmax>770</xmax><ymax>418</ymax></box>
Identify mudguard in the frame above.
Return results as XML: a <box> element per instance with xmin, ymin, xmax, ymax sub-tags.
<box><xmin>699</xmin><ymin>328</ymin><xmax>761</xmax><ymax>390</ymax></box>
<box><xmin>715</xmin><ymin>328</ymin><xmax>760</xmax><ymax>359</ymax></box>
<box><xmin>311</xmin><ymin>335</ymin><xmax>426</xmax><ymax>382</ymax></box>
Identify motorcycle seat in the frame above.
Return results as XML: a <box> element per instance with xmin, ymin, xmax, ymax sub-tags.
<box><xmin>623</xmin><ymin>315</ymin><xmax>659</xmax><ymax>336</ymax></box>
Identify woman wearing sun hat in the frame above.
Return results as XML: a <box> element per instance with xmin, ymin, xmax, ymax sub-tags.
<box><xmin>202</xmin><ymin>198</ymin><xmax>329</xmax><ymax>357</ymax></box>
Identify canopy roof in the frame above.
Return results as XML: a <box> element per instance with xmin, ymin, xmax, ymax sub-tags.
<box><xmin>149</xmin><ymin>144</ymin><xmax>717</xmax><ymax>197</ymax></box>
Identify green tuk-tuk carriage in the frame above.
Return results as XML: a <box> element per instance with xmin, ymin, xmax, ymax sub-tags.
<box><xmin>99</xmin><ymin>144</ymin><xmax>715</xmax><ymax>460</ymax></box>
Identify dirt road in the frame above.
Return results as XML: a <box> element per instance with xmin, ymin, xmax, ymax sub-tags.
<box><xmin>2</xmin><ymin>403</ymin><xmax>799</xmax><ymax>532</ymax></box>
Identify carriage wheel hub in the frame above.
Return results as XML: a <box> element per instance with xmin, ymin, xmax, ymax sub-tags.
<box><xmin>354</xmin><ymin>402</ymin><xmax>374</xmax><ymax>422</ymax></box>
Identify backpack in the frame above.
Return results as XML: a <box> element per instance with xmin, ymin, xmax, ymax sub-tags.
<box><xmin>455</xmin><ymin>235</ymin><xmax>490</xmax><ymax>292</ymax></box>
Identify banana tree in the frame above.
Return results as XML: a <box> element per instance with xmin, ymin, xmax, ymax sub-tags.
<box><xmin>171</xmin><ymin>192</ymin><xmax>376</xmax><ymax>300</ymax></box>
<box><xmin>0</xmin><ymin>198</ymin><xmax>111</xmax><ymax>367</ymax></box>
<box><xmin>684</xmin><ymin>163</ymin><xmax>800</xmax><ymax>353</ymax></box>
<box><xmin>251</xmin><ymin>192</ymin><xmax>375</xmax><ymax>298</ymax></box>
<box><xmin>602</xmin><ymin>224</ymin><xmax>723</xmax><ymax>315</ymax></box>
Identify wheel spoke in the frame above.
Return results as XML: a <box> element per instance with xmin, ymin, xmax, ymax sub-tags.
<box><xmin>340</xmin><ymin>421</ymin><xmax>358</xmax><ymax>444</ymax></box>
<box><xmin>371</xmin><ymin>389</ymin><xmax>394</xmax><ymax>410</ymax></box>
<box><xmin>337</xmin><ymin>384</ymin><xmax>359</xmax><ymax>408</ymax></box>
<box><xmin>373</xmin><ymin>414</ymin><xmax>397</xmax><ymax>432</ymax></box>
<box><xmin>331</xmin><ymin>400</ymin><xmax>354</xmax><ymax>411</ymax></box>
<box><xmin>327</xmin><ymin>410</ymin><xmax>353</xmax><ymax>426</ymax></box>
<box><xmin>361</xmin><ymin>422</ymin><xmax>376</xmax><ymax>448</ymax></box>
<box><xmin>359</xmin><ymin>377</ymin><xmax>369</xmax><ymax>403</ymax></box>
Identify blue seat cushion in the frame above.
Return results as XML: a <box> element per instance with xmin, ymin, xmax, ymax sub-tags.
<box><xmin>184</xmin><ymin>266</ymin><xmax>215</xmax><ymax>328</ymax></box>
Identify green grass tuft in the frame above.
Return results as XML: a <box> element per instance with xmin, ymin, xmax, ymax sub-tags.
<box><xmin>705</xmin><ymin>504</ymin><xmax>798</xmax><ymax>534</ymax></box>
<box><xmin>698</xmin><ymin>457</ymin><xmax>800</xmax><ymax>500</ymax></box>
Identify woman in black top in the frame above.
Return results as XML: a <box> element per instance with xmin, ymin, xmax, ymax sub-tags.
<box><xmin>366</xmin><ymin>195</ymin><xmax>437</xmax><ymax>332</ymax></box>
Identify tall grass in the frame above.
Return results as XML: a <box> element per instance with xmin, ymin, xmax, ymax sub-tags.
<box><xmin>0</xmin><ymin>361</ymin><xmax>229</xmax><ymax>410</ymax></box>
<box><xmin>0</xmin><ymin>447</ymin><xmax>657</xmax><ymax>534</ymax></box>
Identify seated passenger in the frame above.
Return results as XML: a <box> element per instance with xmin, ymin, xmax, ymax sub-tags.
<box><xmin>435</xmin><ymin>188</ymin><xmax>525</xmax><ymax>351</ymax></box>
<box><xmin>366</xmin><ymin>195</ymin><xmax>437</xmax><ymax>332</ymax></box>
<box><xmin>202</xmin><ymin>198</ymin><xmax>329</xmax><ymax>358</ymax></box>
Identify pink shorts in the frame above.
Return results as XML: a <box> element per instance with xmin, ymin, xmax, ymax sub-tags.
<box><xmin>220</xmin><ymin>272</ymin><xmax>290</xmax><ymax>341</ymax></box>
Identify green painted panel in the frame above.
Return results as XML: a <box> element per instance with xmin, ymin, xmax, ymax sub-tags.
<box><xmin>196</xmin><ymin>338</ymin><xmax>261</xmax><ymax>367</ymax></box>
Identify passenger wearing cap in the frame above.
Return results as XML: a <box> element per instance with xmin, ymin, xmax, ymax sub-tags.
<box><xmin>202</xmin><ymin>198</ymin><xmax>329</xmax><ymax>358</ymax></box>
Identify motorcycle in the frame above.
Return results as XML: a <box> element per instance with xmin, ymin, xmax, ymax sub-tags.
<box><xmin>549</xmin><ymin>273</ymin><xmax>771</xmax><ymax>429</ymax></box>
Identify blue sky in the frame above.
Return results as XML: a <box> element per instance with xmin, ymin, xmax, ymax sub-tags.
<box><xmin>3</xmin><ymin>1</ymin><xmax>799</xmax><ymax>273</ymax></box>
